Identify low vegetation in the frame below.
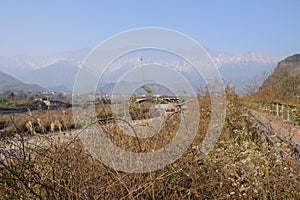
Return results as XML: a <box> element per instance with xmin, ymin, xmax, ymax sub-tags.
<box><xmin>0</xmin><ymin>109</ymin><xmax>75</xmax><ymax>137</ymax></box>
<box><xmin>0</xmin><ymin>89</ymin><xmax>299</xmax><ymax>199</ymax></box>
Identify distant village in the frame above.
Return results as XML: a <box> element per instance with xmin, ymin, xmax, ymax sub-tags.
<box><xmin>0</xmin><ymin>90</ymin><xmax>73</xmax><ymax>114</ymax></box>
<box><xmin>0</xmin><ymin>89</ymin><xmax>184</xmax><ymax>115</ymax></box>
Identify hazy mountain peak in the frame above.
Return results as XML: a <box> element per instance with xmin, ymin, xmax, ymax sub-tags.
<box><xmin>209</xmin><ymin>51</ymin><xmax>281</xmax><ymax>68</ymax></box>
<box><xmin>0</xmin><ymin>48</ymin><xmax>286</xmax><ymax>93</ymax></box>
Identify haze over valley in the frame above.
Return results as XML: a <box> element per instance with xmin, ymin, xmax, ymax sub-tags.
<box><xmin>0</xmin><ymin>49</ymin><xmax>281</xmax><ymax>95</ymax></box>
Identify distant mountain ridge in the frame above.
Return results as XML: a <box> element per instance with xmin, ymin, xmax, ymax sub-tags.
<box><xmin>0</xmin><ymin>49</ymin><xmax>88</xmax><ymax>78</ymax></box>
<box><xmin>0</xmin><ymin>71</ymin><xmax>43</xmax><ymax>93</ymax></box>
<box><xmin>209</xmin><ymin>51</ymin><xmax>279</xmax><ymax>67</ymax></box>
<box><xmin>0</xmin><ymin>49</ymin><xmax>281</xmax><ymax>93</ymax></box>
<box><xmin>0</xmin><ymin>71</ymin><xmax>21</xmax><ymax>84</ymax></box>
<box><xmin>18</xmin><ymin>60</ymin><xmax>79</xmax><ymax>91</ymax></box>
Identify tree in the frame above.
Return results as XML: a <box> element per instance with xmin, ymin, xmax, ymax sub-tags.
<box><xmin>141</xmin><ymin>86</ymin><xmax>152</xmax><ymax>97</ymax></box>
<box><xmin>5</xmin><ymin>91</ymin><xmax>15</xmax><ymax>99</ymax></box>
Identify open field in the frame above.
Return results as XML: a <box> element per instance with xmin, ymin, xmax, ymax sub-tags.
<box><xmin>0</xmin><ymin>90</ymin><xmax>299</xmax><ymax>199</ymax></box>
<box><xmin>0</xmin><ymin>109</ymin><xmax>75</xmax><ymax>137</ymax></box>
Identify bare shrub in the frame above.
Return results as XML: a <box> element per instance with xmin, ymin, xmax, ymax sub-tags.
<box><xmin>0</xmin><ymin>88</ymin><xmax>299</xmax><ymax>199</ymax></box>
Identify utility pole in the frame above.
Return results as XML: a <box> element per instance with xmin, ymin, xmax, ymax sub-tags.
<box><xmin>140</xmin><ymin>57</ymin><xmax>144</xmax><ymax>82</ymax></box>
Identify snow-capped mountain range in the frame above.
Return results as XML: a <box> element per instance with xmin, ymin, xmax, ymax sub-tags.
<box><xmin>210</xmin><ymin>51</ymin><xmax>279</xmax><ymax>67</ymax></box>
<box><xmin>0</xmin><ymin>48</ymin><xmax>282</xmax><ymax>94</ymax></box>
<box><xmin>0</xmin><ymin>48</ymin><xmax>89</xmax><ymax>75</ymax></box>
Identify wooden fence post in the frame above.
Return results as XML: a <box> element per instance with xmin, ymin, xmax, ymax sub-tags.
<box><xmin>295</xmin><ymin>108</ymin><xmax>299</xmax><ymax>125</ymax></box>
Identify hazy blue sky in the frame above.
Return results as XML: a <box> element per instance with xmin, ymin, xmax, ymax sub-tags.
<box><xmin>1</xmin><ymin>0</ymin><xmax>299</xmax><ymax>57</ymax></box>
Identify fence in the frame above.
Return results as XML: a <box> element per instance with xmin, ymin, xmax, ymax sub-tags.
<box><xmin>248</xmin><ymin>101</ymin><xmax>300</xmax><ymax>125</ymax></box>
<box><xmin>248</xmin><ymin>109</ymin><xmax>300</xmax><ymax>163</ymax></box>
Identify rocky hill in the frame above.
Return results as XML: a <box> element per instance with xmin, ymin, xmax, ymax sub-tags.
<box><xmin>260</xmin><ymin>54</ymin><xmax>300</xmax><ymax>98</ymax></box>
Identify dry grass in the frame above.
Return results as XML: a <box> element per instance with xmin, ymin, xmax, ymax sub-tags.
<box><xmin>0</xmin><ymin>109</ymin><xmax>75</xmax><ymax>137</ymax></box>
<box><xmin>0</xmin><ymin>90</ymin><xmax>299</xmax><ymax>199</ymax></box>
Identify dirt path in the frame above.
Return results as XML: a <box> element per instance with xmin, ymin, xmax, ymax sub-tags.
<box><xmin>250</xmin><ymin>109</ymin><xmax>300</xmax><ymax>144</ymax></box>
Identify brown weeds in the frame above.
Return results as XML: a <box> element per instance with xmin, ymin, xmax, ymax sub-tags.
<box><xmin>0</xmin><ymin>90</ymin><xmax>299</xmax><ymax>199</ymax></box>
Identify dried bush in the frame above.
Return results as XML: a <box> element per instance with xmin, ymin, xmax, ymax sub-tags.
<box><xmin>0</xmin><ymin>89</ymin><xmax>299</xmax><ymax>199</ymax></box>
